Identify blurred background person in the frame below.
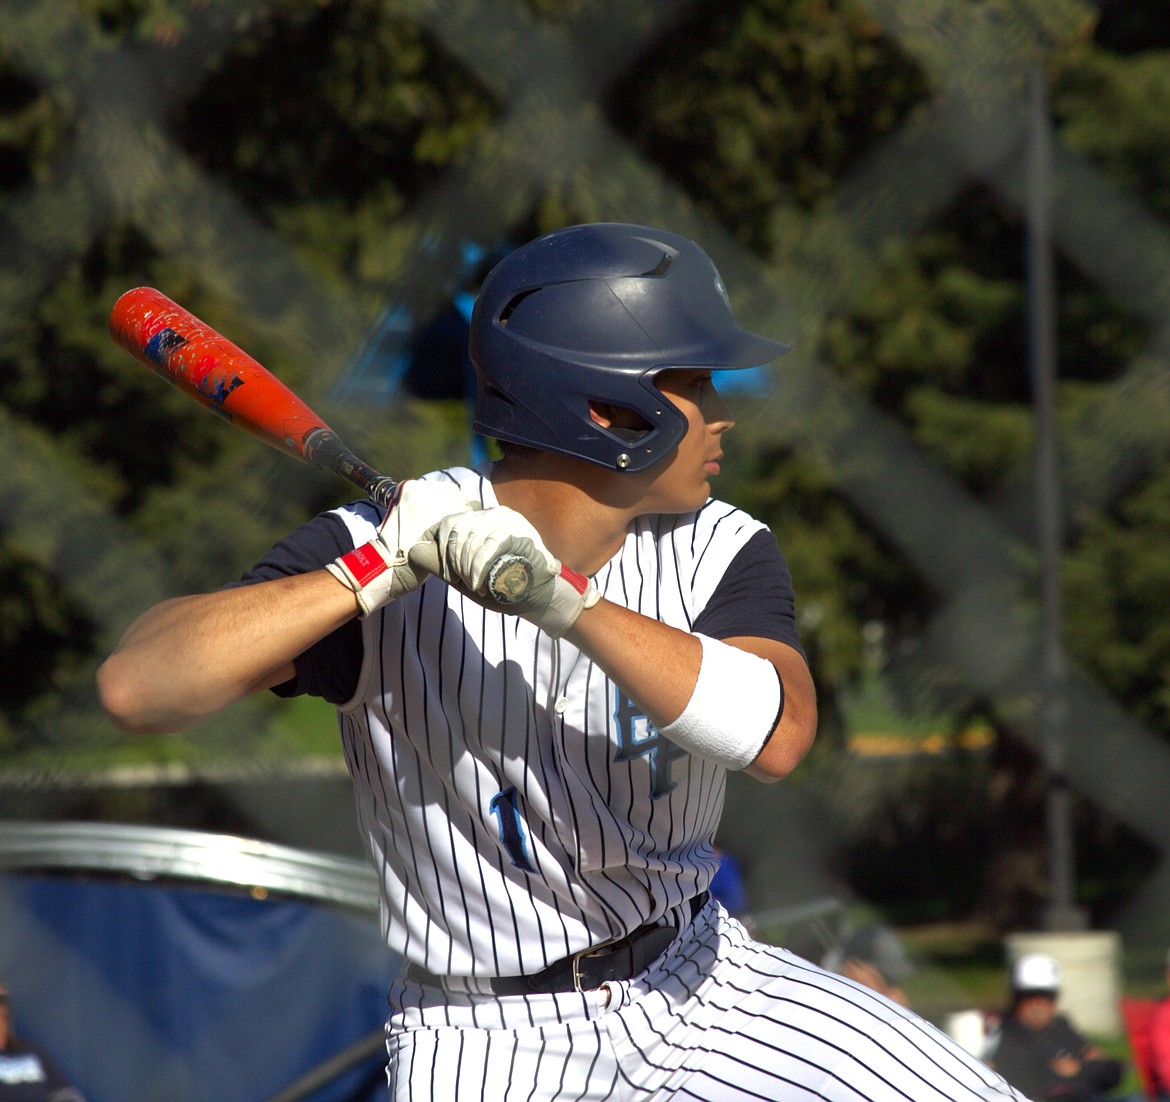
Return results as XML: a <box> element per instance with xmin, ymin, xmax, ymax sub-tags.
<box><xmin>984</xmin><ymin>953</ymin><xmax>1123</xmax><ymax>1102</ymax></box>
<box><xmin>0</xmin><ymin>979</ymin><xmax>86</xmax><ymax>1102</ymax></box>
<box><xmin>708</xmin><ymin>844</ymin><xmax>751</xmax><ymax>922</ymax></box>
<box><xmin>823</xmin><ymin>921</ymin><xmax>914</xmax><ymax>1008</ymax></box>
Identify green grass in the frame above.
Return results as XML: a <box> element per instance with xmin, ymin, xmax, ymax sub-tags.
<box><xmin>261</xmin><ymin>693</ymin><xmax>341</xmax><ymax>756</ymax></box>
<box><xmin>899</xmin><ymin>923</ymin><xmax>1011</xmax><ymax>1019</ymax></box>
<box><xmin>0</xmin><ymin>693</ymin><xmax>343</xmax><ymax>777</ymax></box>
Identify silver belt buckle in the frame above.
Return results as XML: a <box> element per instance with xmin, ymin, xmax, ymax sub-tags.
<box><xmin>571</xmin><ymin>933</ymin><xmax>640</xmax><ymax>993</ymax></box>
<box><xmin>571</xmin><ymin>945</ymin><xmax>598</xmax><ymax>993</ymax></box>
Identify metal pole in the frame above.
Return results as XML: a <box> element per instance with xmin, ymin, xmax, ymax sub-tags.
<box><xmin>1026</xmin><ymin>63</ymin><xmax>1086</xmax><ymax>933</ymax></box>
<box><xmin>261</xmin><ymin>1028</ymin><xmax>386</xmax><ymax>1102</ymax></box>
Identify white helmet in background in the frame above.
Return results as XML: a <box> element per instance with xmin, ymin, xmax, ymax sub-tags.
<box><xmin>1012</xmin><ymin>953</ymin><xmax>1061</xmax><ymax>994</ymax></box>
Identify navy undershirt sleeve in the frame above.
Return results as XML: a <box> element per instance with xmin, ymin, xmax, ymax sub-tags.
<box><xmin>227</xmin><ymin>503</ymin><xmax>371</xmax><ymax>705</ymax></box>
<box><xmin>692</xmin><ymin>529</ymin><xmax>805</xmax><ymax>658</ymax></box>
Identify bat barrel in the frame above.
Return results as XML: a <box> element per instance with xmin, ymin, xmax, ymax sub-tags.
<box><xmin>109</xmin><ymin>287</ymin><xmax>334</xmax><ymax>465</ymax></box>
<box><xmin>110</xmin><ymin>287</ymin><xmax>534</xmax><ymax>602</ymax></box>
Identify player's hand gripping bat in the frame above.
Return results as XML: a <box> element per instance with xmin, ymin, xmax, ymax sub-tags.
<box><xmin>107</xmin><ymin>287</ymin><xmax>533</xmax><ymax>603</ymax></box>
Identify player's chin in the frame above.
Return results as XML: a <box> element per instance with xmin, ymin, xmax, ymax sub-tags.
<box><xmin>673</xmin><ymin>481</ymin><xmax>713</xmax><ymax>513</ymax></box>
<box><xmin>645</xmin><ymin>468</ymin><xmax>714</xmax><ymax>514</ymax></box>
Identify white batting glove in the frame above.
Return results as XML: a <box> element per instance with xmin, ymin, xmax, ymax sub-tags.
<box><xmin>326</xmin><ymin>479</ymin><xmax>471</xmax><ymax>618</ymax></box>
<box><xmin>428</xmin><ymin>506</ymin><xmax>601</xmax><ymax>638</ymax></box>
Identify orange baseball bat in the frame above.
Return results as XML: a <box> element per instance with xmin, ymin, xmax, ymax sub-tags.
<box><xmin>108</xmin><ymin>287</ymin><xmax>534</xmax><ymax>602</ymax></box>
<box><xmin>108</xmin><ymin>287</ymin><xmax>400</xmax><ymax>506</ymax></box>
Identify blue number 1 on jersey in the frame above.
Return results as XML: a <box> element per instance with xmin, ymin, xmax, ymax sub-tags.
<box><xmin>490</xmin><ymin>786</ymin><xmax>536</xmax><ymax>872</ymax></box>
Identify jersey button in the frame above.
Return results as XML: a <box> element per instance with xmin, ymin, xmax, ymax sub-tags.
<box><xmin>554</xmin><ymin>697</ymin><xmax>568</xmax><ymax>714</ymax></box>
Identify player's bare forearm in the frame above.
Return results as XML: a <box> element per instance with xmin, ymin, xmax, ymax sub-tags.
<box><xmin>729</xmin><ymin>635</ymin><xmax>817</xmax><ymax>781</ymax></box>
<box><xmin>565</xmin><ymin>599</ymin><xmax>817</xmax><ymax>781</ymax></box>
<box><xmin>566</xmin><ymin>599</ymin><xmax>702</xmax><ymax>722</ymax></box>
<box><xmin>98</xmin><ymin>571</ymin><xmax>359</xmax><ymax>734</ymax></box>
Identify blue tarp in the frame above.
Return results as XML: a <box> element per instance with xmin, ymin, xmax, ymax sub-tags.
<box><xmin>0</xmin><ymin>873</ymin><xmax>399</xmax><ymax>1102</ymax></box>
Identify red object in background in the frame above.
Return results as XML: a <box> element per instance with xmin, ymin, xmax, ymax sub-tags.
<box><xmin>1121</xmin><ymin>996</ymin><xmax>1158</xmax><ymax>1099</ymax></box>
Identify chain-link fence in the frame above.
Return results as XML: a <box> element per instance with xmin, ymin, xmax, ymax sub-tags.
<box><xmin>2</xmin><ymin>0</ymin><xmax>1169</xmax><ymax>1095</ymax></box>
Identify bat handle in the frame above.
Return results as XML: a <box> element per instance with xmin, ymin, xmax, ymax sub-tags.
<box><xmin>302</xmin><ymin>427</ymin><xmax>399</xmax><ymax>507</ymax></box>
<box><xmin>302</xmin><ymin>428</ymin><xmax>533</xmax><ymax>602</ymax></box>
<box><xmin>365</xmin><ymin>477</ymin><xmax>401</xmax><ymax>510</ymax></box>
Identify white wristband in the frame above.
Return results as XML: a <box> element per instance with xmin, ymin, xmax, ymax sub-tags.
<box><xmin>660</xmin><ymin>634</ymin><xmax>785</xmax><ymax>770</ymax></box>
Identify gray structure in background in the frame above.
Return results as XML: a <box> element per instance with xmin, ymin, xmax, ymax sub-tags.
<box><xmin>0</xmin><ymin>820</ymin><xmax>380</xmax><ymax>914</ymax></box>
<box><xmin>1024</xmin><ymin>63</ymin><xmax>1085</xmax><ymax>936</ymax></box>
<box><xmin>0</xmin><ymin>820</ymin><xmax>389</xmax><ymax>1102</ymax></box>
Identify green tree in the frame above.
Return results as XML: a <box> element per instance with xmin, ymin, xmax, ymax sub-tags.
<box><xmin>2</xmin><ymin>0</ymin><xmax>1169</xmax><ymax>932</ymax></box>
<box><xmin>607</xmin><ymin>0</ymin><xmax>1169</xmax><ymax>925</ymax></box>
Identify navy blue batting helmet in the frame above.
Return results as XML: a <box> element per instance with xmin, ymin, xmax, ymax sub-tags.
<box><xmin>469</xmin><ymin>223</ymin><xmax>787</xmax><ymax>472</ymax></box>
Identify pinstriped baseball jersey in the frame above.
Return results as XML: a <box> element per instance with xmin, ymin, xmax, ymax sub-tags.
<box><xmin>312</xmin><ymin>464</ymin><xmax>793</xmax><ymax>977</ymax></box>
<box><xmin>240</xmin><ymin>463</ymin><xmax>1031</xmax><ymax>1102</ymax></box>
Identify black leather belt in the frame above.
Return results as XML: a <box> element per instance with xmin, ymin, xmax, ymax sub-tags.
<box><xmin>405</xmin><ymin>893</ymin><xmax>706</xmax><ymax>996</ymax></box>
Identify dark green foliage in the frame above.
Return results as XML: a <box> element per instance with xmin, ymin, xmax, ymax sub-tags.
<box><xmin>1093</xmin><ymin>0</ymin><xmax>1170</xmax><ymax>54</ymax></box>
<box><xmin>1065</xmin><ymin>458</ymin><xmax>1170</xmax><ymax>731</ymax></box>
<box><xmin>1</xmin><ymin>0</ymin><xmax>1169</xmax><ymax>928</ymax></box>
<box><xmin>607</xmin><ymin>0</ymin><xmax>930</xmax><ymax>253</ymax></box>
<box><xmin>0</xmin><ymin>554</ymin><xmax>94</xmax><ymax>750</ymax></box>
<box><xmin>172</xmin><ymin>2</ymin><xmax>495</xmax><ymax>212</ymax></box>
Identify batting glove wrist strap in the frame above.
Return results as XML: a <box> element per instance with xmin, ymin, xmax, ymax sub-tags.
<box><xmin>432</xmin><ymin>508</ymin><xmax>600</xmax><ymax>638</ymax></box>
<box><xmin>326</xmin><ymin>544</ymin><xmax>407</xmax><ymax>619</ymax></box>
<box><xmin>327</xmin><ymin>479</ymin><xmax>470</xmax><ymax>618</ymax></box>
<box><xmin>660</xmin><ymin>634</ymin><xmax>785</xmax><ymax>770</ymax></box>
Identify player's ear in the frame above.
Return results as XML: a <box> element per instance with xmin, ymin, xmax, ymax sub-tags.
<box><xmin>589</xmin><ymin>401</ymin><xmax>617</xmax><ymax>429</ymax></box>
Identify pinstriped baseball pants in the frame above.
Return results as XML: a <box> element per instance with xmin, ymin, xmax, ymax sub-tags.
<box><xmin>383</xmin><ymin>897</ymin><xmax>1031</xmax><ymax>1101</ymax></box>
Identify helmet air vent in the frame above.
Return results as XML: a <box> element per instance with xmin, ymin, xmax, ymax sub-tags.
<box><xmin>484</xmin><ymin>382</ymin><xmax>515</xmax><ymax>407</ymax></box>
<box><xmin>499</xmin><ymin>288</ymin><xmax>541</xmax><ymax>325</ymax></box>
<box><xmin>641</xmin><ymin>252</ymin><xmax>673</xmax><ymax>278</ymax></box>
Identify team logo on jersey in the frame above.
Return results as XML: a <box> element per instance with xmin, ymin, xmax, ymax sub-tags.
<box><xmin>613</xmin><ymin>689</ymin><xmax>686</xmax><ymax>798</ymax></box>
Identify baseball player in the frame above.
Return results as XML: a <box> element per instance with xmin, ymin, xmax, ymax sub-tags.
<box><xmin>99</xmin><ymin>224</ymin><xmax>1029</xmax><ymax>1100</ymax></box>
